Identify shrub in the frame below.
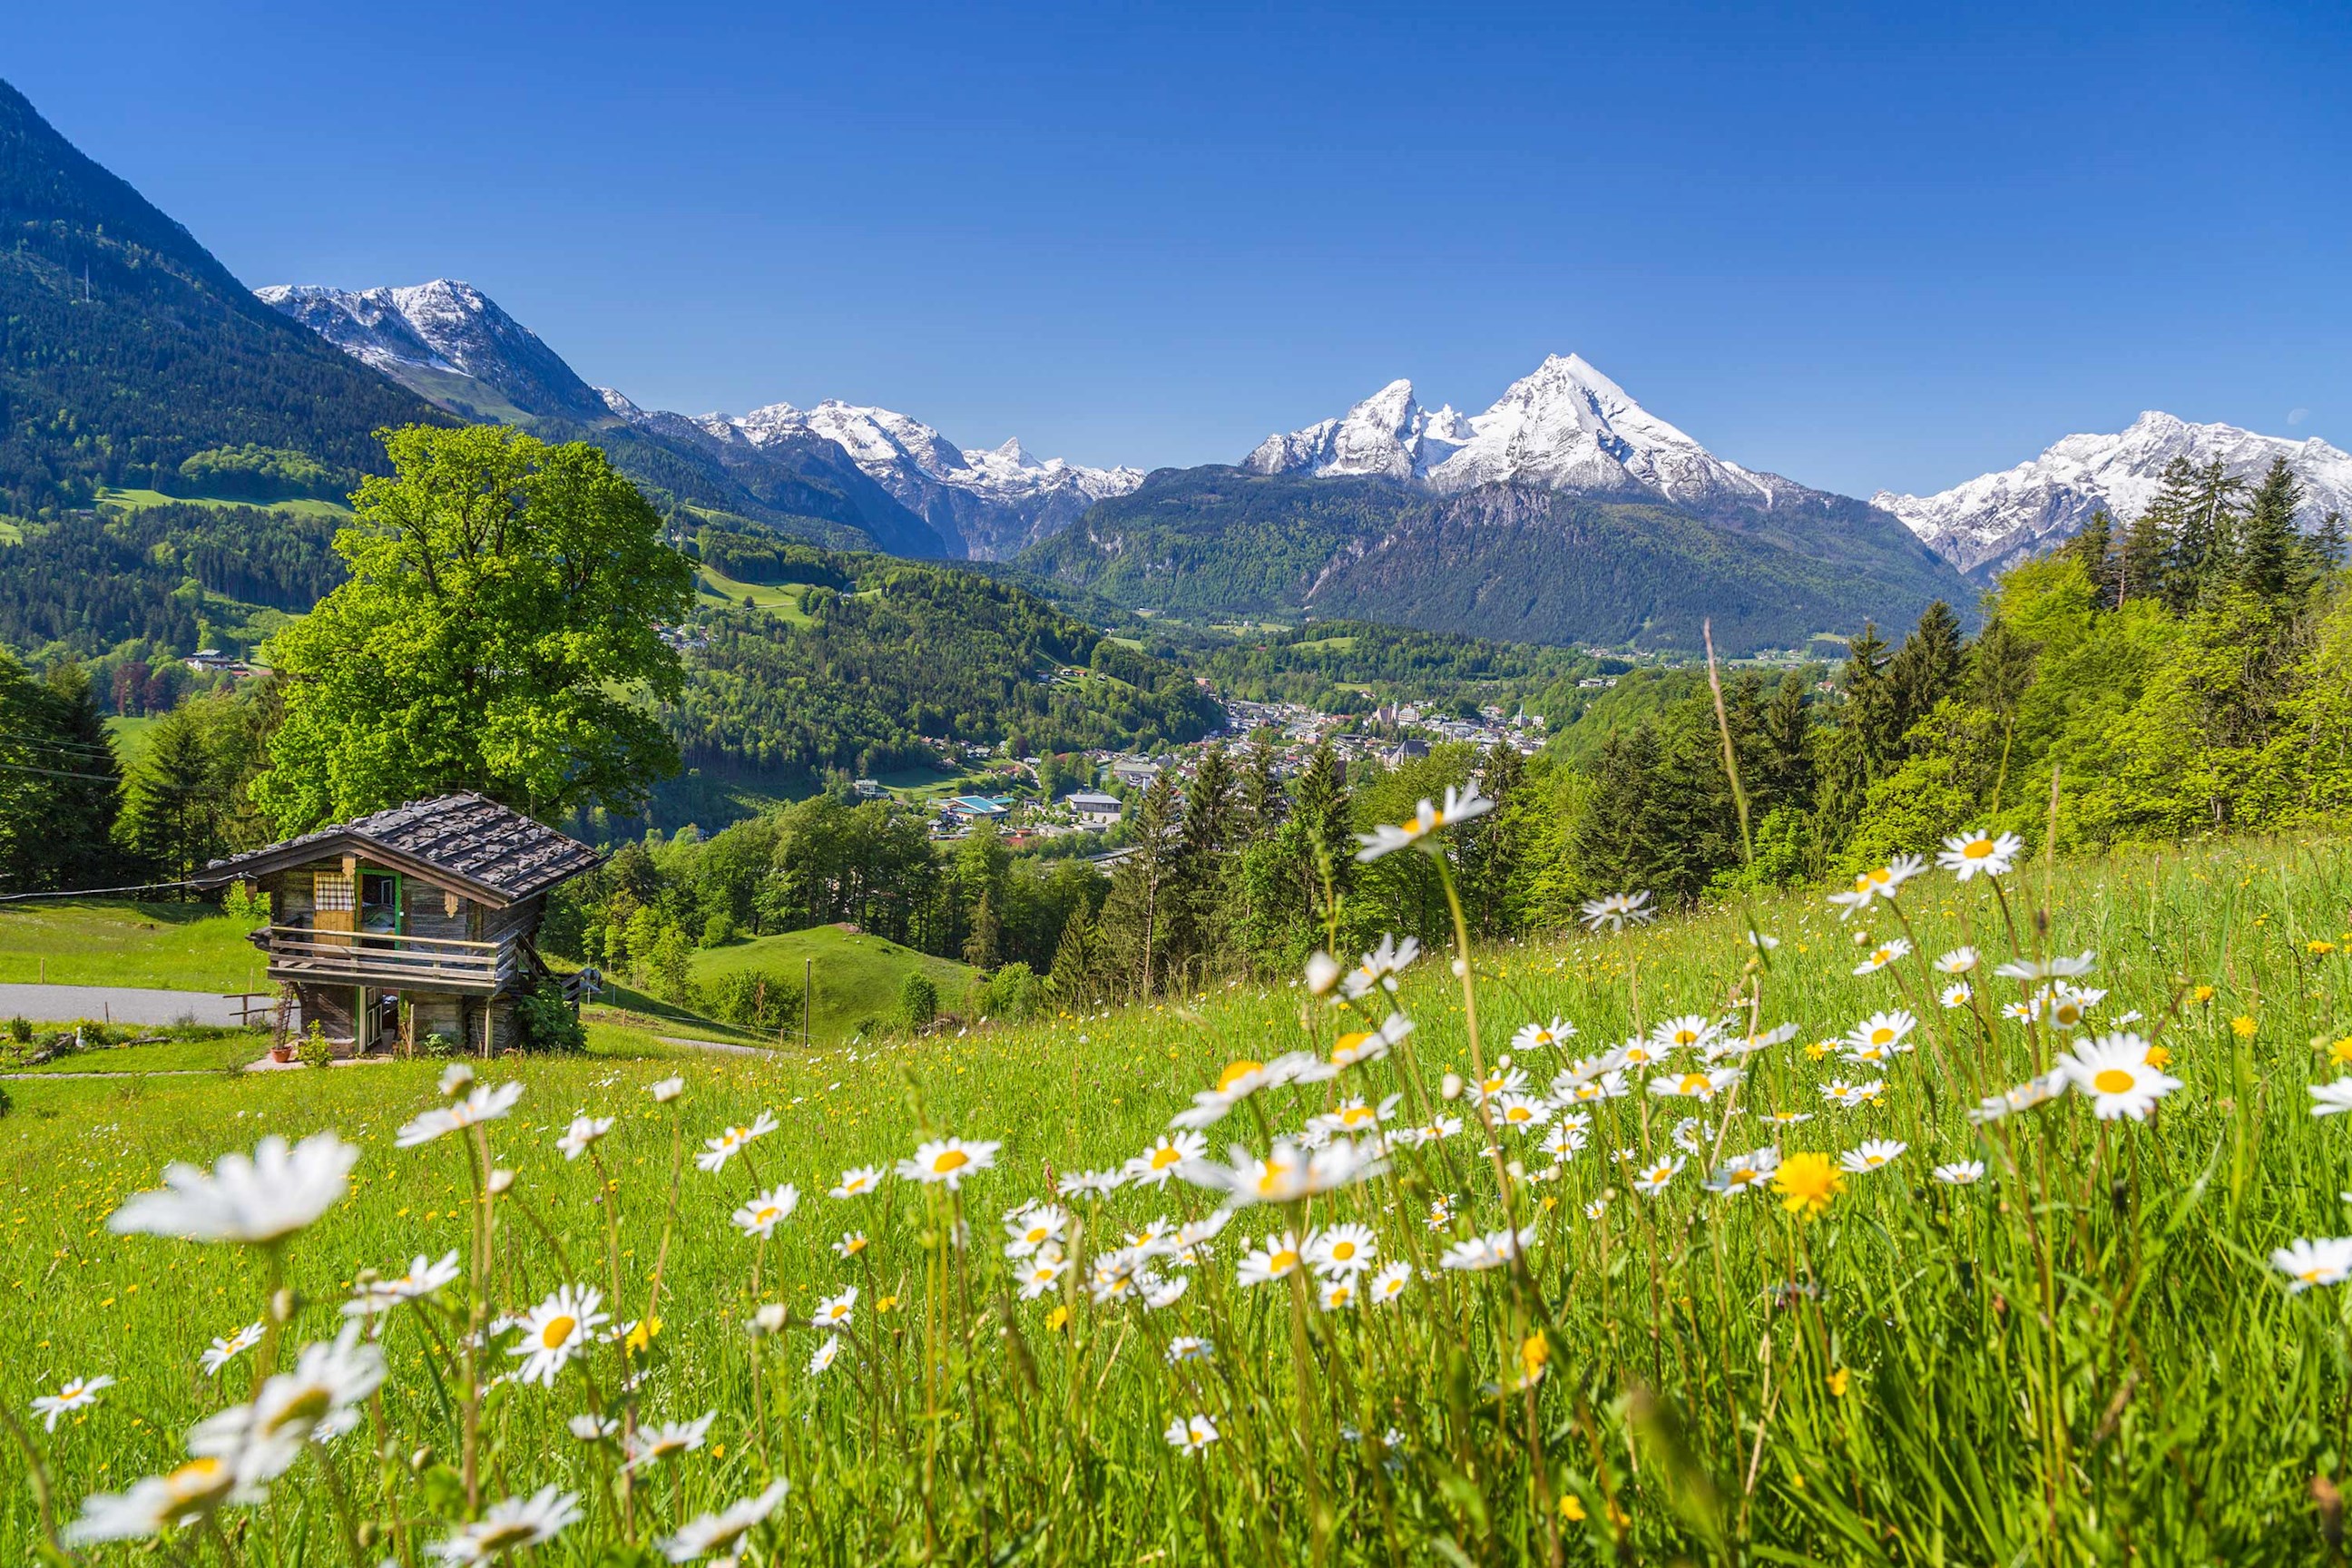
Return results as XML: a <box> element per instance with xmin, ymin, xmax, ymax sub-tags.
<box><xmin>5</xmin><ymin>1016</ymin><xmax>29</xmax><ymax>1044</ymax></box>
<box><xmin>985</xmin><ymin>962</ymin><xmax>1043</xmax><ymax>1024</ymax></box>
<box><xmin>222</xmin><ymin>880</ymin><xmax>269</xmax><ymax>929</ymax></box>
<box><xmin>900</xmin><ymin>972</ymin><xmax>938</xmax><ymax>1031</ymax></box>
<box><xmin>422</xmin><ymin>1031</ymin><xmax>459</xmax><ymax>1060</ymax></box>
<box><xmin>514</xmin><ymin>982</ymin><xmax>587</xmax><ymax>1054</ymax></box>
<box><xmin>0</xmin><ymin>1083</ymin><xmax>11</xmax><ymax>1118</ymax></box>
<box><xmin>700</xmin><ymin>912</ymin><xmax>738</xmax><ymax>949</ymax></box>
<box><xmin>297</xmin><ymin>1022</ymin><xmax>333</xmax><ymax>1069</ymax></box>
<box><xmin>708</xmin><ymin>969</ymin><xmax>802</xmax><ymax>1032</ymax></box>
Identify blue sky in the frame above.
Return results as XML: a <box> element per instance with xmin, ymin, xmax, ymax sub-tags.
<box><xmin>12</xmin><ymin>2</ymin><xmax>2348</xmax><ymax>494</ymax></box>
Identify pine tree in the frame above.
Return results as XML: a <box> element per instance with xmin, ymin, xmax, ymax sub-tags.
<box><xmin>2185</xmin><ymin>458</ymin><xmax>2249</xmax><ymax>603</ymax></box>
<box><xmin>2066</xmin><ymin>512</ymin><xmax>2116</xmax><ymax>608</ymax></box>
<box><xmin>1168</xmin><ymin>746</ymin><xmax>1239</xmax><ymax>977</ymax></box>
<box><xmin>1045</xmin><ymin>909</ymin><xmax>1096</xmax><ymax>1007</ymax></box>
<box><xmin>1886</xmin><ymin>602</ymin><xmax>1965</xmax><ymax>741</ymax></box>
<box><xmin>1754</xmin><ymin>670</ymin><xmax>1817</xmax><ymax>815</ymax></box>
<box><xmin>961</xmin><ymin>888</ymin><xmax>1002</xmax><ymax>970</ymax></box>
<box><xmin>1569</xmin><ymin>723</ymin><xmax>1670</xmax><ymax>900</ymax></box>
<box><xmin>1094</xmin><ymin>769</ymin><xmax>1183</xmax><ymax>996</ymax></box>
<box><xmin>2141</xmin><ymin>456</ymin><xmax>2209</xmax><ymax>612</ymax></box>
<box><xmin>1236</xmin><ymin>740</ymin><xmax>1283</xmax><ymax>842</ymax></box>
<box><xmin>2117</xmin><ymin>508</ymin><xmax>2171</xmax><ymax>606</ymax></box>
<box><xmin>1455</xmin><ymin>742</ymin><xmax>1528</xmax><ymax>936</ymax></box>
<box><xmin>116</xmin><ymin>704</ymin><xmax>228</xmax><ymax>888</ymax></box>
<box><xmin>1289</xmin><ymin>745</ymin><xmax>1354</xmax><ymax>926</ymax></box>
<box><xmin>7</xmin><ymin>661</ymin><xmax>123</xmax><ymax>893</ymax></box>
<box><xmin>2236</xmin><ymin>456</ymin><xmax>2302</xmax><ymax>602</ymax></box>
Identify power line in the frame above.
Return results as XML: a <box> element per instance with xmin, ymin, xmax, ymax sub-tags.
<box><xmin>0</xmin><ymin>760</ymin><xmax>120</xmax><ymax>784</ymax></box>
<box><xmin>0</xmin><ymin>729</ymin><xmax>117</xmax><ymax>757</ymax></box>
<box><xmin>0</xmin><ymin>878</ymin><xmax>199</xmax><ymax>904</ymax></box>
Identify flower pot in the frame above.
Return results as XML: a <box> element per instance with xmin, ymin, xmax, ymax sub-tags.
<box><xmin>270</xmin><ymin>1044</ymin><xmax>296</xmax><ymax>1063</ymax></box>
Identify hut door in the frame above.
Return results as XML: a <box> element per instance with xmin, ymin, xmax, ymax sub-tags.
<box><xmin>313</xmin><ymin>866</ymin><xmax>357</xmax><ymax>948</ymax></box>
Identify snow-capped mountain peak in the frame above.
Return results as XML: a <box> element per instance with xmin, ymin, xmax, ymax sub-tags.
<box><xmin>1874</xmin><ymin>410</ymin><xmax>2352</xmax><ymax>574</ymax></box>
<box><xmin>1245</xmin><ymin>352</ymin><xmax>1790</xmax><ymax>516</ymax></box>
<box><xmin>256</xmin><ymin>279</ymin><xmax>609</xmax><ymax>422</ymax></box>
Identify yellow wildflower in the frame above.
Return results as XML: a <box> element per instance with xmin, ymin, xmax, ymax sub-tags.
<box><xmin>1045</xmin><ymin>1304</ymin><xmax>1071</xmax><ymax>1334</ymax></box>
<box><xmin>1559</xmin><ymin>1494</ymin><xmax>1586</xmax><ymax>1521</ymax></box>
<box><xmin>2144</xmin><ymin>1043</ymin><xmax>2172</xmax><ymax>1069</ymax></box>
<box><xmin>2191</xmin><ymin>985</ymin><xmax>2215</xmax><ymax>1004</ymax></box>
<box><xmin>2331</xmin><ymin>1037</ymin><xmax>2352</xmax><ymax>1067</ymax></box>
<box><xmin>2230</xmin><ymin>1015</ymin><xmax>2259</xmax><ymax>1039</ymax></box>
<box><xmin>1773</xmin><ymin>1152</ymin><xmax>1845</xmax><ymax>1219</ymax></box>
<box><xmin>1828</xmin><ymin>1367</ymin><xmax>1851</xmax><ymax>1396</ymax></box>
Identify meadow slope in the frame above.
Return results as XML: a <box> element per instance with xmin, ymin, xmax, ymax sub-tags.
<box><xmin>3</xmin><ymin>835</ymin><xmax>2350</xmax><ymax>1563</ymax></box>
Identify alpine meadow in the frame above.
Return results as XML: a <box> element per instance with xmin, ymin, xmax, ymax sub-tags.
<box><xmin>8</xmin><ymin>16</ymin><xmax>2352</xmax><ymax>1567</ymax></box>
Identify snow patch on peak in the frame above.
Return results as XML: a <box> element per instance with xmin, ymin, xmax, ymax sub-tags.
<box><xmin>1875</xmin><ymin>410</ymin><xmax>2352</xmax><ymax>574</ymax></box>
<box><xmin>1244</xmin><ymin>352</ymin><xmax>1785</xmax><ymax>515</ymax></box>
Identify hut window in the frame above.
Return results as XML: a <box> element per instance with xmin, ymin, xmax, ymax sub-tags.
<box><xmin>313</xmin><ymin>871</ymin><xmax>355</xmax><ymax>912</ymax></box>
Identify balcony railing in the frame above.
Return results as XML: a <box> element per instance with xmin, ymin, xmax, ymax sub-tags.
<box><xmin>260</xmin><ymin>926</ymin><xmax>506</xmax><ymax>991</ymax></box>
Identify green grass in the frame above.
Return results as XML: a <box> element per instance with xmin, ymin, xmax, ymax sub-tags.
<box><xmin>689</xmin><ymin>924</ymin><xmax>976</xmax><ymax>1041</ymax></box>
<box><xmin>696</xmin><ymin>564</ymin><xmax>815</xmax><ymax>625</ymax></box>
<box><xmin>8</xmin><ymin>837</ymin><xmax>2352</xmax><ymax>1562</ymax></box>
<box><xmin>0</xmin><ymin>900</ymin><xmax>268</xmax><ymax>992</ymax></box>
<box><xmin>95</xmin><ymin>486</ymin><xmax>352</xmax><ymax>521</ymax></box>
<box><xmin>102</xmin><ymin>714</ymin><xmax>160</xmax><ymax>770</ymax></box>
<box><xmin>2</xmin><ymin>1031</ymin><xmax>268</xmax><ymax>1075</ymax></box>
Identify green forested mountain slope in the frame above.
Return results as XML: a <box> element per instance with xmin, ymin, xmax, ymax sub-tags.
<box><xmin>668</xmin><ymin>552</ymin><xmax>1222</xmax><ymax>789</ymax></box>
<box><xmin>1023</xmin><ymin>467</ymin><xmax>1975</xmax><ymax>652</ymax></box>
<box><xmin>0</xmin><ymin>80</ymin><xmax>446</xmax><ymax>514</ymax></box>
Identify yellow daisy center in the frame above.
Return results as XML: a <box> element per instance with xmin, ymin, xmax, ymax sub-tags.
<box><xmin>542</xmin><ymin>1315</ymin><xmax>576</xmax><ymax>1348</ymax></box>
<box><xmin>1680</xmin><ymin>1074</ymin><xmax>1709</xmax><ymax>1093</ymax></box>
<box><xmin>1870</xmin><ymin>1027</ymin><xmax>1895</xmax><ymax>1045</ymax></box>
<box><xmin>1216</xmin><ymin>1060</ymin><xmax>1263</xmax><ymax>1093</ymax></box>
<box><xmin>932</xmin><ymin>1150</ymin><xmax>970</xmax><ymax>1173</ymax></box>
<box><xmin>2092</xmin><ymin>1068</ymin><xmax>2135</xmax><ymax>1094</ymax></box>
<box><xmin>1269</xmin><ymin>1250</ymin><xmax>1298</xmax><ymax>1272</ymax></box>
<box><xmin>1151</xmin><ymin>1146</ymin><xmax>1183</xmax><ymax>1167</ymax></box>
<box><xmin>1329</xmin><ymin>1240</ymin><xmax>1357</xmax><ymax>1260</ymax></box>
<box><xmin>1963</xmin><ymin>838</ymin><xmax>1994</xmax><ymax>858</ymax></box>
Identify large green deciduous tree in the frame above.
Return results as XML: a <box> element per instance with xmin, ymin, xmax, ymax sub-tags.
<box><xmin>252</xmin><ymin>425</ymin><xmax>695</xmax><ymax>832</ymax></box>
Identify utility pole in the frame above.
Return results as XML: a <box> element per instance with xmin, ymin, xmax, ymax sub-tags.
<box><xmin>803</xmin><ymin>957</ymin><xmax>811</xmax><ymax>1049</ymax></box>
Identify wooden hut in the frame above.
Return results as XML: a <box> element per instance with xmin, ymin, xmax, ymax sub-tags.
<box><xmin>193</xmin><ymin>793</ymin><xmax>602</xmax><ymax>1055</ymax></box>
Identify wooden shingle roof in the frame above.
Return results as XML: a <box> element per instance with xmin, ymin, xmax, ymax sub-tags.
<box><xmin>196</xmin><ymin>793</ymin><xmax>602</xmax><ymax>906</ymax></box>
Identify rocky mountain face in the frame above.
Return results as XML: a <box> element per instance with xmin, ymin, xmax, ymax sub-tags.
<box><xmin>1873</xmin><ymin>411</ymin><xmax>2352</xmax><ymax>576</ymax></box>
<box><xmin>260</xmin><ymin>279</ymin><xmax>1137</xmax><ymax>559</ymax></box>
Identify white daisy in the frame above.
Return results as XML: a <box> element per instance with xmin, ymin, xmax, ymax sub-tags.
<box><xmin>2273</xmin><ymin>1237</ymin><xmax>2352</xmax><ymax>1293</ymax></box>
<box><xmin>109</xmin><ymin>1131</ymin><xmax>358</xmax><ymax>1246</ymax></box>
<box><xmin>201</xmin><ymin>1322</ymin><xmax>265</xmax><ymax>1376</ymax></box>
<box><xmin>1580</xmin><ymin>890</ymin><xmax>1655</xmax><ymax>931</ymax></box>
<box><xmin>1440</xmin><ymin>1228</ymin><xmax>1536</xmax><ymax>1272</ymax></box>
<box><xmin>1932</xmin><ymin>1160</ymin><xmax>1985</xmax><ymax>1185</ymax></box>
<box><xmin>556</xmin><ymin>1116</ymin><xmax>614</xmax><ymax>1161</ymax></box>
<box><xmin>648</xmin><ymin>1075</ymin><xmax>685</xmax><ymax>1102</ymax></box>
<box><xmin>811</xmin><ymin>1287</ymin><xmax>858</xmax><ymax>1330</ymax></box>
<box><xmin>62</xmin><ymin>1457</ymin><xmax>240</xmax><ymax>1544</ymax></box>
<box><xmin>696</xmin><ymin>1112</ymin><xmax>780</xmax><ymax>1173</ymax></box>
<box><xmin>899</xmin><ymin>1136</ymin><xmax>1001</xmax><ymax>1189</ymax></box>
<box><xmin>660</xmin><ymin>1481</ymin><xmax>789</xmax><ymax>1563</ymax></box>
<box><xmin>1306</xmin><ymin>1222</ymin><xmax>1377</xmax><ymax>1279</ymax></box>
<box><xmin>1124</xmin><ymin>1130</ymin><xmax>1209</xmax><ymax>1189</ymax></box>
<box><xmin>508</xmin><ymin>1285</ymin><xmax>609</xmax><ymax>1386</ymax></box>
<box><xmin>1938</xmin><ymin>828</ymin><xmax>2022</xmax><ymax>879</ymax></box>
<box><xmin>1511</xmin><ymin>1016</ymin><xmax>1577</xmax><ymax>1053</ymax></box>
<box><xmin>2058</xmin><ymin>1034</ymin><xmax>2181</xmax><ymax>1122</ymax></box>
<box><xmin>1163</xmin><ymin>1413</ymin><xmax>1220</xmax><ymax>1455</ymax></box>
<box><xmin>808</xmin><ymin>1336</ymin><xmax>841</xmax><ymax>1375</ymax></box>
<box><xmin>397</xmin><ymin>1081</ymin><xmax>525</xmax><ymax>1149</ymax></box>
<box><xmin>1839</xmin><ymin>1139</ymin><xmax>1907</xmax><ymax>1173</ymax></box>
<box><xmin>345</xmin><ymin>1251</ymin><xmax>463</xmax><ymax>1318</ymax></box>
<box><xmin>828</xmin><ymin>1164</ymin><xmax>885</xmax><ymax>1199</ymax></box>
<box><xmin>2310</xmin><ymin>1079</ymin><xmax>2352</xmax><ymax>1117</ymax></box>
<box><xmin>1355</xmin><ymin>784</ymin><xmax>1493</xmax><ymax>861</ymax></box>
<box><xmin>1370</xmin><ymin>1259</ymin><xmax>1414</xmax><ymax>1303</ymax></box>
<box><xmin>429</xmin><ymin>1485</ymin><xmax>581</xmax><ymax>1563</ymax></box>
<box><xmin>730</xmin><ymin>1184</ymin><xmax>800</xmax><ymax>1240</ymax></box>
<box><xmin>30</xmin><ymin>1374</ymin><xmax>113</xmax><ymax>1432</ymax></box>
<box><xmin>1934</xmin><ymin>946</ymin><xmax>1980</xmax><ymax>975</ymax></box>
<box><xmin>622</xmin><ymin>1412</ymin><xmax>715</xmax><ymax>1472</ymax></box>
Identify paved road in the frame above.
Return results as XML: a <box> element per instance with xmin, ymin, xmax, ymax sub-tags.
<box><xmin>0</xmin><ymin>985</ymin><xmax>260</xmax><ymax>1028</ymax></box>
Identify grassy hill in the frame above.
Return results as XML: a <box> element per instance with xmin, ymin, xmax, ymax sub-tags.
<box><xmin>2</xmin><ymin>835</ymin><xmax>2347</xmax><ymax>1561</ymax></box>
<box><xmin>689</xmin><ymin>924</ymin><xmax>976</xmax><ymax>1042</ymax></box>
<box><xmin>0</xmin><ymin>898</ymin><xmax>268</xmax><ymax>992</ymax></box>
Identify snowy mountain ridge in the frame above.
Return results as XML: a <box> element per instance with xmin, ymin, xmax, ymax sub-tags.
<box><xmin>1872</xmin><ymin>411</ymin><xmax>2352</xmax><ymax>575</ymax></box>
<box><xmin>1245</xmin><ymin>353</ymin><xmax>1835</xmax><ymax>522</ymax></box>
<box><xmin>260</xmin><ymin>279</ymin><xmax>1139</xmax><ymax>558</ymax></box>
